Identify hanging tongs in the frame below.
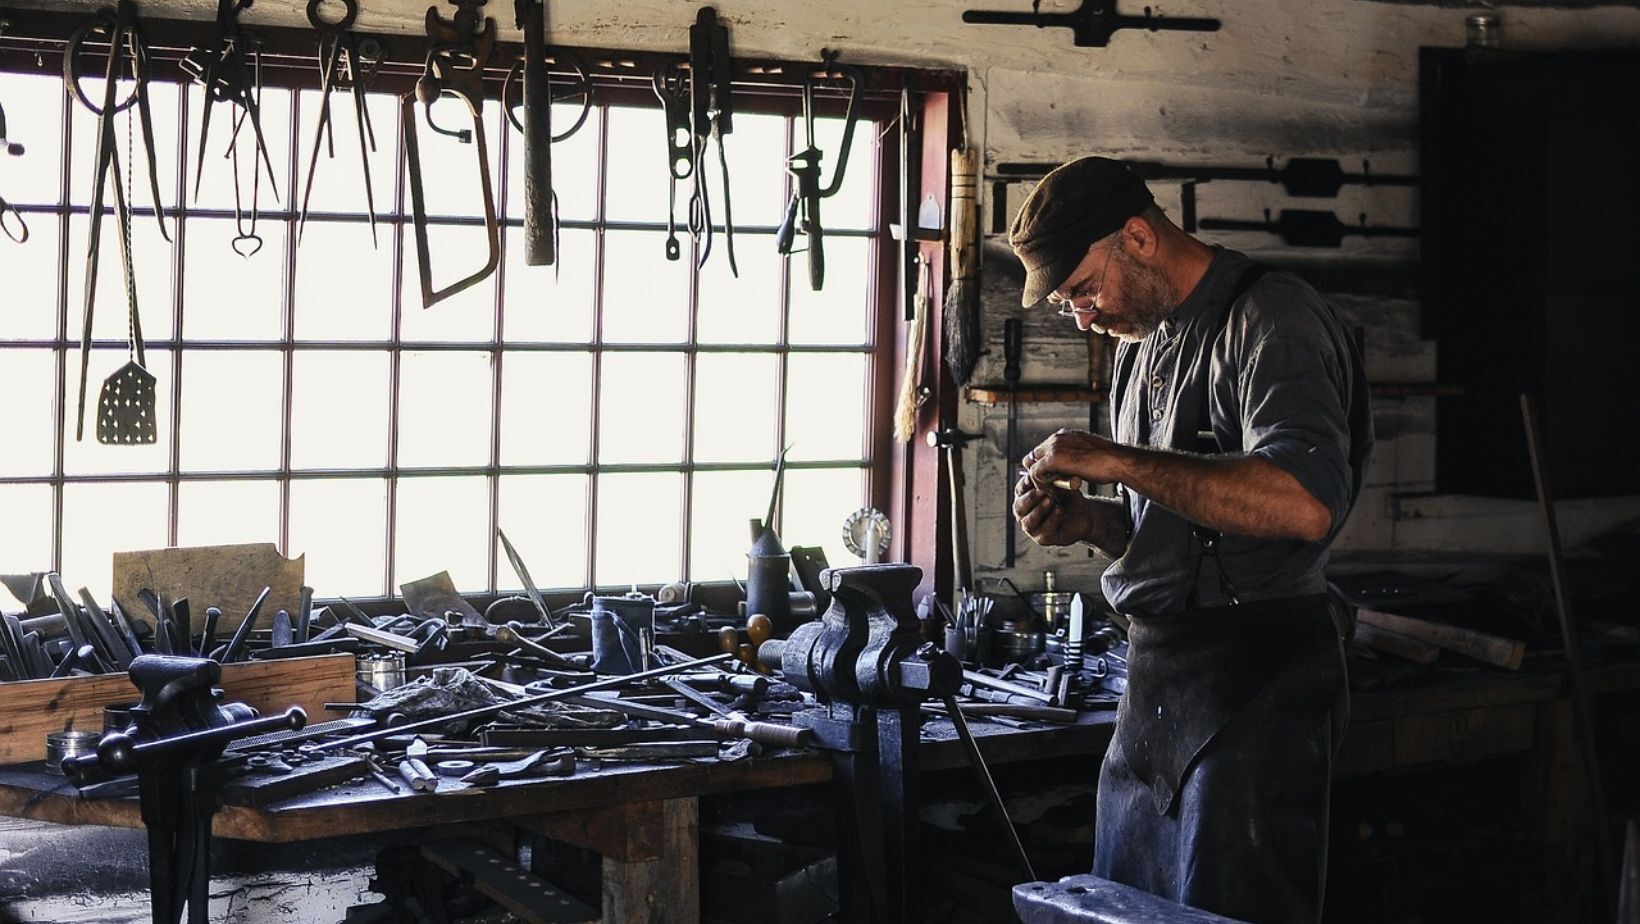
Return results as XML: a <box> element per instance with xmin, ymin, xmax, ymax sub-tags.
<box><xmin>298</xmin><ymin>0</ymin><xmax>383</xmax><ymax>247</ymax></box>
<box><xmin>776</xmin><ymin>48</ymin><xmax>863</xmax><ymax>291</ymax></box>
<box><xmin>180</xmin><ymin>0</ymin><xmax>279</xmax><ymax>203</ymax></box>
<box><xmin>649</xmin><ymin>8</ymin><xmax>737</xmax><ymax>274</ymax></box>
<box><xmin>0</xmin><ymin>14</ymin><xmax>29</xmax><ymax>245</ymax></box>
<box><xmin>404</xmin><ymin>0</ymin><xmax>500</xmax><ymax>309</ymax></box>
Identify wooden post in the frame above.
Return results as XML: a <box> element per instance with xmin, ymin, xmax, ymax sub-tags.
<box><xmin>600</xmin><ymin>797</ymin><xmax>698</xmax><ymax>924</ymax></box>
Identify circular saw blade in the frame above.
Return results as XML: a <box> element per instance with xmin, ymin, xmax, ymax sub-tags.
<box><xmin>842</xmin><ymin>507</ymin><xmax>891</xmax><ymax>560</ymax></box>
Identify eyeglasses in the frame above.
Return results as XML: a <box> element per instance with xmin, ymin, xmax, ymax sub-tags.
<box><xmin>1047</xmin><ymin>241</ymin><xmax>1116</xmax><ymax>319</ymax></box>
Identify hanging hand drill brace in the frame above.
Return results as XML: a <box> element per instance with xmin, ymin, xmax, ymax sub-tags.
<box><xmin>62</xmin><ymin>655</ymin><xmax>305</xmax><ymax>924</ymax></box>
<box><xmin>776</xmin><ymin>49</ymin><xmax>863</xmax><ymax>291</ymax></box>
<box><xmin>404</xmin><ymin>0</ymin><xmax>501</xmax><ymax>309</ymax></box>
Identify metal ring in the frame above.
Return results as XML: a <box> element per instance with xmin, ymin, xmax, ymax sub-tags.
<box><xmin>63</xmin><ymin>15</ymin><xmax>143</xmax><ymax>116</ymax></box>
<box><xmin>434</xmin><ymin>759</ymin><xmax>475</xmax><ymax>777</ymax></box>
<box><xmin>0</xmin><ymin>201</ymin><xmax>28</xmax><ymax>244</ymax></box>
<box><xmin>306</xmin><ymin>0</ymin><xmax>359</xmax><ymax>33</ymax></box>
<box><xmin>501</xmin><ymin>48</ymin><xmax>594</xmax><ymax>143</ymax></box>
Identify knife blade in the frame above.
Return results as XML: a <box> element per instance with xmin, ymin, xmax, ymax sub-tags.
<box><xmin>498</xmin><ymin>529</ymin><xmax>556</xmax><ymax>630</ymax></box>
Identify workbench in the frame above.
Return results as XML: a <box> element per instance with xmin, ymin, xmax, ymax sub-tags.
<box><xmin>0</xmin><ymin>708</ymin><xmax>1113</xmax><ymax>923</ymax></box>
<box><xmin>1</xmin><ymin>659</ymin><xmax>1632</xmax><ymax>923</ymax></box>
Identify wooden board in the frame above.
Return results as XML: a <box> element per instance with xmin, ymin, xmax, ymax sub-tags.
<box><xmin>1357</xmin><ymin>608</ymin><xmax>1526</xmax><ymax>670</ymax></box>
<box><xmin>0</xmin><ymin>654</ymin><xmax>354</xmax><ymax>765</ymax></box>
<box><xmin>1353</xmin><ymin>621</ymin><xmax>1441</xmax><ymax>665</ymax></box>
<box><xmin>111</xmin><ymin>543</ymin><xmax>305</xmax><ymax>635</ymax></box>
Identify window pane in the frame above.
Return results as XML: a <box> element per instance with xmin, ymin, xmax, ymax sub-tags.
<box><xmin>789</xmin><ymin>236</ymin><xmax>871</xmax><ymax>345</ymax></box>
<box><xmin>1</xmin><ymin>72</ymin><xmax>63</xmax><ymax>206</ymax></box>
<box><xmin>598</xmin><ymin>352</ymin><xmax>684</xmax><ymax>464</ymax></box>
<box><xmin>397</xmin><ymin>98</ymin><xmax>504</xmax><ymax>219</ymax></box>
<box><xmin>398</xmin><ymin>350</ymin><xmax>493</xmax><ymax>468</ymax></box>
<box><xmin>500</xmin><ymin>351</ymin><xmax>591</xmax><ymax>466</ymax></box>
<box><xmin>499</xmin><ymin>474</ymin><xmax>587</xmax><ymax>590</ymax></box>
<box><xmin>0</xmin><ymin>348</ymin><xmax>57</xmax><ymax>477</ymax></box>
<box><xmin>177</xmin><ymin>480</ymin><xmax>279</xmax><ymax>548</ymax></box>
<box><xmin>802</xmin><ymin>115</ymin><xmax>877</xmax><ymax>231</ymax></box>
<box><xmin>505</xmin><ymin>103</ymin><xmax>600</xmax><ymax>222</ymax></box>
<box><xmin>0</xmin><ymin>215</ymin><xmax>61</xmax><ymax>340</ymax></box>
<box><xmin>781</xmin><ymin>466</ymin><xmax>866</xmax><ymax>569</ymax></box>
<box><xmin>595</xmin><ymin>471</ymin><xmax>680</xmax><ymax>585</ymax></box>
<box><xmin>290</xmin><ymin>351</ymin><xmax>389</xmax><ymax>469</ymax></box>
<box><xmin>697</xmin><ymin>231</ymin><xmax>781</xmax><ymax>345</ymax></box>
<box><xmin>502</xmin><ymin>227</ymin><xmax>595</xmax><ymax>343</ymax></box>
<box><xmin>179</xmin><ymin>350</ymin><xmax>283</xmax><ymax>472</ymax></box>
<box><xmin>689</xmin><ymin>469</ymin><xmax>774</xmax><ymax>583</ymax></box>
<box><xmin>289</xmin><ymin>477</ymin><xmax>387</xmax><ymax>597</ymax></box>
<box><xmin>785</xmin><ymin>353</ymin><xmax>867</xmax><ymax>462</ymax></box>
<box><xmin>294</xmin><ymin>89</ymin><xmax>400</xmax><ymax>219</ymax></box>
<box><xmin>70</xmin><ymin>80</ymin><xmax>181</xmax><ymax>212</ymax></box>
<box><xmin>399</xmin><ymin>224</ymin><xmax>498</xmax><ymax>339</ymax></box>
<box><xmin>693</xmin><ymin>353</ymin><xmax>776</xmax><ymax>463</ymax></box>
<box><xmin>183</xmin><ymin>85</ymin><xmax>291</xmax><ymax>213</ymax></box>
<box><xmin>63</xmin><ymin>348</ymin><xmax>173</xmax><ymax>476</ymax></box>
<box><xmin>724</xmin><ymin>113</ymin><xmax>790</xmax><ymax>229</ymax></box>
<box><xmin>294</xmin><ymin>220</ymin><xmax>393</xmax><ymax>341</ymax></box>
<box><xmin>61</xmin><ymin>481</ymin><xmax>169</xmax><ymax>601</ymax></box>
<box><xmin>604</xmin><ymin>105</ymin><xmax>670</xmax><ymax>223</ymax></box>
<box><xmin>65</xmin><ymin>213</ymin><xmax>175</xmax><ymax>343</ymax></box>
<box><xmin>0</xmin><ymin>484</ymin><xmax>53</xmax><ymax>575</ymax></box>
<box><xmin>396</xmin><ymin>475</ymin><xmax>489</xmax><ymax>592</ymax></box>
<box><xmin>601</xmin><ymin>230</ymin><xmax>688</xmax><ymax>344</ymax></box>
<box><xmin>183</xmin><ymin>218</ymin><xmax>285</xmax><ymax>341</ymax></box>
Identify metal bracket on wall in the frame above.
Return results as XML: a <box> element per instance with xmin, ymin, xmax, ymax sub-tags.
<box><xmin>961</xmin><ymin>0</ymin><xmax>1220</xmax><ymax>48</ymax></box>
<box><xmin>988</xmin><ymin>157</ymin><xmax>1418</xmax><ymax>235</ymax></box>
<box><xmin>1199</xmin><ymin>208</ymin><xmax>1417</xmax><ymax>249</ymax></box>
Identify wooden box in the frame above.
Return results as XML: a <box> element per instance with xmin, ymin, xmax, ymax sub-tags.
<box><xmin>0</xmin><ymin>654</ymin><xmax>355</xmax><ymax>765</ymax></box>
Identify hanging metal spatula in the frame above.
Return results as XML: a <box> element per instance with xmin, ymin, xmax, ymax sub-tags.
<box><xmin>97</xmin><ymin>358</ymin><xmax>156</xmax><ymax>444</ymax></box>
<box><xmin>92</xmin><ymin>160</ymin><xmax>157</xmax><ymax>446</ymax></box>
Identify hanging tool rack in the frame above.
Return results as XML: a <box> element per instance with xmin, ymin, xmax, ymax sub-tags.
<box><xmin>0</xmin><ymin>8</ymin><xmax>957</xmax><ymax>128</ymax></box>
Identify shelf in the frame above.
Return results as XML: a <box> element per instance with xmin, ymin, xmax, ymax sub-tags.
<box><xmin>964</xmin><ymin>386</ymin><xmax>1109</xmax><ymax>406</ymax></box>
<box><xmin>965</xmin><ymin>383</ymin><xmax>1459</xmax><ymax>406</ymax></box>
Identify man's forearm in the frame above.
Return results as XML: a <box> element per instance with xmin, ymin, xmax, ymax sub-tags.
<box><xmin>1081</xmin><ymin>495</ymin><xmax>1131</xmax><ymax>558</ymax></box>
<box><xmin>1109</xmin><ymin>446</ymin><xmax>1332</xmax><ymax>542</ymax></box>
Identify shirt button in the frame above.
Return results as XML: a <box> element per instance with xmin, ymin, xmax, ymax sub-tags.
<box><xmin>1150</xmin><ymin>375</ymin><xmax>1165</xmax><ymax>389</ymax></box>
<box><xmin>1151</xmin><ymin>408</ymin><xmax>1164</xmax><ymax>421</ymax></box>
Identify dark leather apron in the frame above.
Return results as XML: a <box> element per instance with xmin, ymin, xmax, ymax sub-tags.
<box><xmin>1095</xmin><ymin>595</ymin><xmax>1349</xmax><ymax>923</ymax></box>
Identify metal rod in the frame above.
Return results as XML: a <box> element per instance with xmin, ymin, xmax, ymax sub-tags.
<box><xmin>315</xmin><ymin>653</ymin><xmax>734</xmax><ymax>752</ymax></box>
<box><xmin>942</xmin><ymin>694</ymin><xmax>1035</xmax><ymax>882</ymax></box>
<box><xmin>1521</xmin><ymin>394</ymin><xmax>1616</xmax><ymax>913</ymax></box>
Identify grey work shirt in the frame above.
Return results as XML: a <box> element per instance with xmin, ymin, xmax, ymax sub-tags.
<box><xmin>1102</xmin><ymin>247</ymin><xmax>1372</xmax><ymax>617</ymax></box>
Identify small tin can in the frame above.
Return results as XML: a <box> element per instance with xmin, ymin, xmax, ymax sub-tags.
<box><xmin>1466</xmin><ymin>14</ymin><xmax>1501</xmax><ymax>49</ymax></box>
<box><xmin>356</xmin><ymin>651</ymin><xmax>407</xmax><ymax>692</ymax></box>
<box><xmin>45</xmin><ymin>730</ymin><xmax>101</xmax><ymax>775</ymax></box>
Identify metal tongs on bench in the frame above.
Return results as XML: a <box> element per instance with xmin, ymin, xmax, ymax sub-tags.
<box><xmin>775</xmin><ymin>48</ymin><xmax>863</xmax><ymax>291</ymax></box>
<box><xmin>403</xmin><ymin>0</ymin><xmax>501</xmax><ymax>309</ymax></box>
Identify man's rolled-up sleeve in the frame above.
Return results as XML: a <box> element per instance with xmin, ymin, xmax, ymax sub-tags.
<box><xmin>1237</xmin><ymin>328</ymin><xmax>1356</xmax><ymax>537</ymax></box>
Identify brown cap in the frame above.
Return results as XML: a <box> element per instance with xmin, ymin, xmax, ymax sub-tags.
<box><xmin>1008</xmin><ymin>156</ymin><xmax>1155</xmax><ymax>307</ymax></box>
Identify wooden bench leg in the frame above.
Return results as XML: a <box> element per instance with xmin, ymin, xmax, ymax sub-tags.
<box><xmin>600</xmin><ymin>797</ymin><xmax>698</xmax><ymax>924</ymax></box>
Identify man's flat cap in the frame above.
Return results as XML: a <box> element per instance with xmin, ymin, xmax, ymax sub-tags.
<box><xmin>1008</xmin><ymin>156</ymin><xmax>1154</xmax><ymax>307</ymax></box>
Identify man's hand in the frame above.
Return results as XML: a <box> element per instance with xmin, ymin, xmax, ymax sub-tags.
<box><xmin>1012</xmin><ymin>473</ymin><xmax>1097</xmax><ymax>548</ymax></box>
<box><xmin>1024</xmin><ymin>429</ymin><xmax>1125</xmax><ymax>489</ymax></box>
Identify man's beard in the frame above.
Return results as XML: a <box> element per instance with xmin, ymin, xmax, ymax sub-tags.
<box><xmin>1098</xmin><ymin>250</ymin><xmax>1175</xmax><ymax>343</ymax></box>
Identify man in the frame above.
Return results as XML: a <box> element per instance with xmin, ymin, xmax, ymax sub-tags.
<box><xmin>1009</xmin><ymin>156</ymin><xmax>1373</xmax><ymax>923</ymax></box>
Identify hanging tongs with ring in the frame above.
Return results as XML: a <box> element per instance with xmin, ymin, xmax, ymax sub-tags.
<box><xmin>775</xmin><ymin>48</ymin><xmax>863</xmax><ymax>291</ymax></box>
<box><xmin>404</xmin><ymin>0</ymin><xmax>501</xmax><ymax>309</ymax></box>
<box><xmin>64</xmin><ymin>0</ymin><xmax>170</xmax><ymax>442</ymax></box>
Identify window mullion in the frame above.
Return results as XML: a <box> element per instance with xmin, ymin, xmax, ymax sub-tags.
<box><xmin>586</xmin><ymin>104</ymin><xmax>609</xmax><ymax>589</ymax></box>
<box><xmin>166</xmin><ymin>81</ymin><xmax>189</xmax><ymax>548</ymax></box>
<box><xmin>384</xmin><ymin>96</ymin><xmax>408</xmax><ymax>600</ymax></box>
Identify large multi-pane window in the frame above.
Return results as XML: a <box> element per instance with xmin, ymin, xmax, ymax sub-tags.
<box><xmin>0</xmin><ymin>57</ymin><xmax>891</xmax><ymax>601</ymax></box>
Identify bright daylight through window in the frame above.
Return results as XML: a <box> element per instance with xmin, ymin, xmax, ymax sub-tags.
<box><xmin>0</xmin><ymin>64</ymin><xmax>886</xmax><ymax>602</ymax></box>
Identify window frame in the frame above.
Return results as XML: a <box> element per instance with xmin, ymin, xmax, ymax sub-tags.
<box><xmin>0</xmin><ymin>9</ymin><xmax>957</xmax><ymax>601</ymax></box>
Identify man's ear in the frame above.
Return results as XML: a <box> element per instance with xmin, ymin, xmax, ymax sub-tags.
<box><xmin>1123</xmin><ymin>215</ymin><xmax>1159</xmax><ymax>258</ymax></box>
